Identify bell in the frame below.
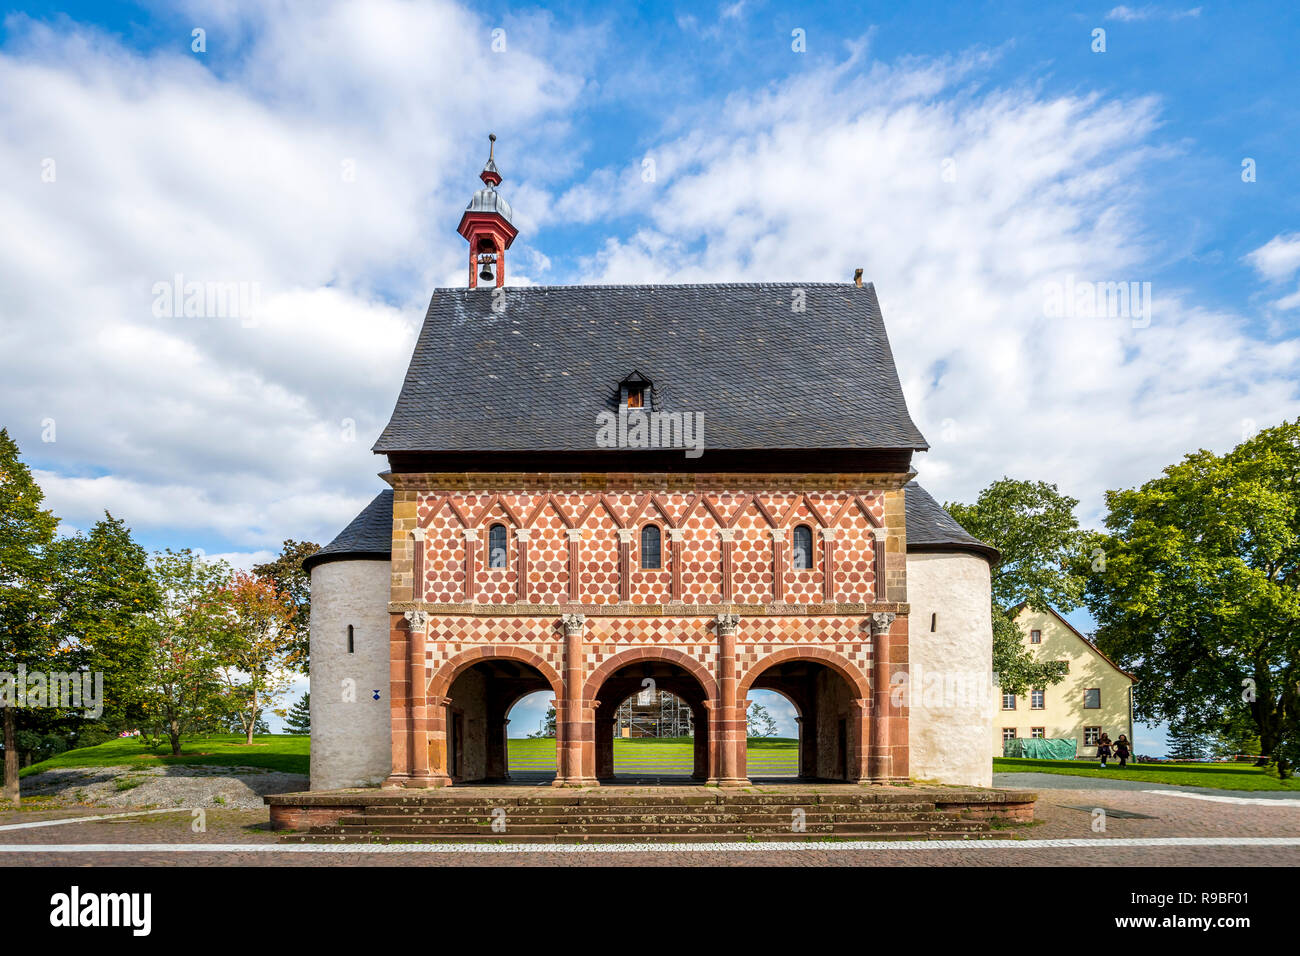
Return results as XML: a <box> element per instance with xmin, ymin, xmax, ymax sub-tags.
<box><xmin>479</xmin><ymin>260</ymin><xmax>494</xmax><ymax>282</ymax></box>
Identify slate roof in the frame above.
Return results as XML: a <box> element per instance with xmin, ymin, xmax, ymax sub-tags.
<box><xmin>903</xmin><ymin>481</ymin><xmax>999</xmax><ymax>562</ymax></box>
<box><xmin>302</xmin><ymin>490</ymin><xmax>394</xmax><ymax>571</ymax></box>
<box><xmin>304</xmin><ymin>483</ymin><xmax>995</xmax><ymax>569</ymax></box>
<box><xmin>373</xmin><ymin>282</ymin><xmax>928</xmax><ymax>454</ymax></box>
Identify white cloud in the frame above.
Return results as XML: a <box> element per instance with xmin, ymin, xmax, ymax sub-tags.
<box><xmin>0</xmin><ymin>0</ymin><xmax>582</xmax><ymax>549</ymax></box>
<box><xmin>1246</xmin><ymin>233</ymin><xmax>1300</xmax><ymax>282</ymax></box>
<box><xmin>563</xmin><ymin>49</ymin><xmax>1300</xmax><ymax>524</ymax></box>
<box><xmin>1106</xmin><ymin>5</ymin><xmax>1202</xmax><ymax>22</ymax></box>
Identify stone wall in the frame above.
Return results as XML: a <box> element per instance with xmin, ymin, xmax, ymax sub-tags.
<box><xmin>308</xmin><ymin>559</ymin><xmax>393</xmax><ymax>790</ymax></box>
<box><xmin>905</xmin><ymin>551</ymin><xmax>994</xmax><ymax>788</ymax></box>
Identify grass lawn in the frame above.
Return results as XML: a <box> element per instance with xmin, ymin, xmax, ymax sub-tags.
<box><xmin>20</xmin><ymin>735</ymin><xmax>310</xmax><ymax>778</ymax></box>
<box><xmin>509</xmin><ymin>736</ymin><xmax>798</xmax><ymax>774</ymax></box>
<box><xmin>993</xmin><ymin>756</ymin><xmax>1300</xmax><ymax>791</ymax></box>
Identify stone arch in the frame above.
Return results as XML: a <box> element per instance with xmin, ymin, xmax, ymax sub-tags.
<box><xmin>583</xmin><ymin>646</ymin><xmax>719</xmax><ymax>703</ymax></box>
<box><xmin>737</xmin><ymin>646</ymin><xmax>870</xmax><ymax>702</ymax></box>
<box><xmin>429</xmin><ymin>645</ymin><xmax>563</xmax><ymax>699</ymax></box>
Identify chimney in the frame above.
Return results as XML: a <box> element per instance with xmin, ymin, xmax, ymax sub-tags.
<box><xmin>853</xmin><ymin>268</ymin><xmax>863</xmax><ymax>288</ymax></box>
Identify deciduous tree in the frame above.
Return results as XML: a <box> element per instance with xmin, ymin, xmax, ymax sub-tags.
<box><xmin>1085</xmin><ymin>421</ymin><xmax>1300</xmax><ymax>777</ymax></box>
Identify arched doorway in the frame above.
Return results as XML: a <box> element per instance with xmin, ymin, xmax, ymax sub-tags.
<box><xmin>429</xmin><ymin>649</ymin><xmax>562</xmax><ymax>784</ymax></box>
<box><xmin>585</xmin><ymin>651</ymin><xmax>717</xmax><ymax>783</ymax></box>
<box><xmin>744</xmin><ymin>689</ymin><xmax>800</xmax><ymax>779</ymax></box>
<box><xmin>739</xmin><ymin>652</ymin><xmax>870</xmax><ymax>782</ymax></box>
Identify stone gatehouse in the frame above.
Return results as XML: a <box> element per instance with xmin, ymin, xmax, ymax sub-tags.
<box><xmin>302</xmin><ymin>139</ymin><xmax>998</xmax><ymax>791</ymax></box>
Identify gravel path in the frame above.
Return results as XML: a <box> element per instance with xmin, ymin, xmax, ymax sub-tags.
<box><xmin>17</xmin><ymin>765</ymin><xmax>309</xmax><ymax>810</ymax></box>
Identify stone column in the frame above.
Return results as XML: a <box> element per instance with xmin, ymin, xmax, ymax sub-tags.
<box><xmin>668</xmin><ymin>527</ymin><xmax>685</xmax><ymax>602</ymax></box>
<box><xmin>868</xmin><ymin>611</ymin><xmax>896</xmax><ymax>783</ymax></box>
<box><xmin>514</xmin><ymin>528</ymin><xmax>531</xmax><ymax>603</ymax></box>
<box><xmin>411</xmin><ymin>528</ymin><xmax>425</xmax><ymax>603</ymax></box>
<box><xmin>383</xmin><ymin>611</ymin><xmax>411</xmax><ymax>787</ymax></box>
<box><xmin>565</xmin><ymin>528</ymin><xmax>582</xmax><ymax>603</ymax></box>
<box><xmin>556</xmin><ymin>613</ymin><xmax>597</xmax><ymax>786</ymax></box>
<box><xmin>462</xmin><ymin>527</ymin><xmax>479</xmax><ymax>601</ymax></box>
<box><xmin>616</xmin><ymin>528</ymin><xmax>633</xmax><ymax>603</ymax></box>
<box><xmin>770</xmin><ymin>527</ymin><xmax>787</xmax><ymax>602</ymax></box>
<box><xmin>404</xmin><ymin>611</ymin><xmax>443</xmax><ymax>786</ymax></box>
<box><xmin>710</xmin><ymin>612</ymin><xmax>748</xmax><ymax>786</ymax></box>
<box><xmin>871</xmin><ymin>526</ymin><xmax>887</xmax><ymax>602</ymax></box>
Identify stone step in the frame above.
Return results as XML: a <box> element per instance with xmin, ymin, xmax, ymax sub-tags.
<box><xmin>335</xmin><ymin>810</ymin><xmax>961</xmax><ymax>827</ymax></box>
<box><xmin>282</xmin><ymin>830</ymin><xmax>1012</xmax><ymax>844</ymax></box>
<box><xmin>334</xmin><ymin>792</ymin><xmax>939</xmax><ymax>808</ymax></box>
<box><xmin>313</xmin><ymin>819</ymin><xmax>990</xmax><ymax>836</ymax></box>
<box><xmin>337</xmin><ymin>801</ymin><xmax>940</xmax><ymax>818</ymax></box>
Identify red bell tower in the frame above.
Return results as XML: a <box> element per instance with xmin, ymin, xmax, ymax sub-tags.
<box><xmin>457</xmin><ymin>133</ymin><xmax>518</xmax><ymax>289</ymax></box>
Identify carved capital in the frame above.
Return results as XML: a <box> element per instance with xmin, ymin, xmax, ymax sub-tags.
<box><xmin>869</xmin><ymin>611</ymin><xmax>895</xmax><ymax>636</ymax></box>
<box><xmin>717</xmin><ymin>528</ymin><xmax>735</xmax><ymax>543</ymax></box>
<box><xmin>667</xmin><ymin>528</ymin><xmax>685</xmax><ymax>542</ymax></box>
<box><xmin>411</xmin><ymin>527</ymin><xmax>425</xmax><ymax>541</ymax></box>
<box><xmin>404</xmin><ymin>610</ymin><xmax>428</xmax><ymax>631</ymax></box>
<box><xmin>714</xmin><ymin>612</ymin><xmax>741</xmax><ymax>636</ymax></box>
<box><xmin>871</xmin><ymin>526</ymin><xmax>888</xmax><ymax>541</ymax></box>
<box><xmin>819</xmin><ymin>527</ymin><xmax>838</xmax><ymax>541</ymax></box>
<box><xmin>462</xmin><ymin>527</ymin><xmax>479</xmax><ymax>541</ymax></box>
<box><xmin>769</xmin><ymin>528</ymin><xmax>787</xmax><ymax>542</ymax></box>
<box><xmin>616</xmin><ymin>528</ymin><xmax>634</xmax><ymax>544</ymax></box>
<box><xmin>565</xmin><ymin>528</ymin><xmax>583</xmax><ymax>542</ymax></box>
<box><xmin>514</xmin><ymin>528</ymin><xmax>531</xmax><ymax>541</ymax></box>
<box><xmin>561</xmin><ymin>613</ymin><xmax>586</xmax><ymax>637</ymax></box>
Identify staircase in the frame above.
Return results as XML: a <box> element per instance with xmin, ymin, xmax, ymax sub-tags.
<box><xmin>278</xmin><ymin>789</ymin><xmax>1020</xmax><ymax>843</ymax></box>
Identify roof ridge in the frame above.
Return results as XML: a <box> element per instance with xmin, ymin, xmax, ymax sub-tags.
<box><xmin>426</xmin><ymin>281</ymin><xmax>876</xmax><ymax>292</ymax></box>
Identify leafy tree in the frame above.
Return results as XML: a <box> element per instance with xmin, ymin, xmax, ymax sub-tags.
<box><xmin>217</xmin><ymin>571</ymin><xmax>296</xmax><ymax>744</ymax></box>
<box><xmin>284</xmin><ymin>692</ymin><xmax>310</xmax><ymax>735</ymax></box>
<box><xmin>49</xmin><ymin>514</ymin><xmax>158</xmax><ymax>728</ymax></box>
<box><xmin>253</xmin><ymin>540</ymin><xmax>318</xmax><ymax>673</ymax></box>
<box><xmin>528</xmin><ymin>705</ymin><xmax>557</xmax><ymax>738</ymax></box>
<box><xmin>945</xmin><ymin>479</ymin><xmax>1090</xmax><ymax>694</ymax></box>
<box><xmin>747</xmin><ymin>701</ymin><xmax>779</xmax><ymax>738</ymax></box>
<box><xmin>1085</xmin><ymin>420</ymin><xmax>1300</xmax><ymax>777</ymax></box>
<box><xmin>136</xmin><ymin>549</ymin><xmax>231</xmax><ymax>756</ymax></box>
<box><xmin>0</xmin><ymin>428</ymin><xmax>60</xmax><ymax>804</ymax></box>
<box><xmin>1166</xmin><ymin>722</ymin><xmax>1210</xmax><ymax>761</ymax></box>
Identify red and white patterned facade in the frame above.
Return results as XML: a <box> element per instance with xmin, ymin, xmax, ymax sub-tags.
<box><xmin>383</xmin><ymin>472</ymin><xmax>912</xmax><ymax>787</ymax></box>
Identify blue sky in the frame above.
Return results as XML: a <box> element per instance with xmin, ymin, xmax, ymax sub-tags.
<box><xmin>3</xmin><ymin>1</ymin><xmax>1298</xmax><ymax>749</ymax></box>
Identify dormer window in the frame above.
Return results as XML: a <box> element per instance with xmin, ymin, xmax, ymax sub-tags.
<box><xmin>618</xmin><ymin>370</ymin><xmax>653</xmax><ymax>409</ymax></box>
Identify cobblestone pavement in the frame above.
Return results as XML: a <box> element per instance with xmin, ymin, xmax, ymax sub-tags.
<box><xmin>2</xmin><ymin>784</ymin><xmax>1297</xmax><ymax>866</ymax></box>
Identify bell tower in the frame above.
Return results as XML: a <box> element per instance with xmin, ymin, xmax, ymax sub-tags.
<box><xmin>457</xmin><ymin>133</ymin><xmax>518</xmax><ymax>289</ymax></box>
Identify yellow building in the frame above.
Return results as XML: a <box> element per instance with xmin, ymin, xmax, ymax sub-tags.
<box><xmin>992</xmin><ymin>605</ymin><xmax>1136</xmax><ymax>758</ymax></box>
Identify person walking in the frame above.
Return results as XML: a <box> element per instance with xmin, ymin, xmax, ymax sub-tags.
<box><xmin>1115</xmin><ymin>734</ymin><xmax>1131</xmax><ymax>768</ymax></box>
<box><xmin>1097</xmin><ymin>732</ymin><xmax>1112</xmax><ymax>769</ymax></box>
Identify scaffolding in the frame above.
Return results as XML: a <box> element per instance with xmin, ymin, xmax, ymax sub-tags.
<box><xmin>614</xmin><ymin>690</ymin><xmax>694</xmax><ymax>738</ymax></box>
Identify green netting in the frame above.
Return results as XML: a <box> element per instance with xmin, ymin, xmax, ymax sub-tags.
<box><xmin>1003</xmin><ymin>737</ymin><xmax>1077</xmax><ymax>760</ymax></box>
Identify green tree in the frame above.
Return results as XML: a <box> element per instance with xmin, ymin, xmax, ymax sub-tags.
<box><xmin>946</xmin><ymin>479</ymin><xmax>1090</xmax><ymax>694</ymax></box>
<box><xmin>253</xmin><ymin>540</ymin><xmax>318</xmax><ymax>673</ymax></box>
<box><xmin>136</xmin><ymin>549</ymin><xmax>231</xmax><ymax>756</ymax></box>
<box><xmin>0</xmin><ymin>428</ymin><xmax>60</xmax><ymax>804</ymax></box>
<box><xmin>285</xmin><ymin>692</ymin><xmax>310</xmax><ymax>735</ymax></box>
<box><xmin>747</xmin><ymin>701</ymin><xmax>779</xmax><ymax>738</ymax></box>
<box><xmin>528</xmin><ymin>705</ymin><xmax>557</xmax><ymax>738</ymax></box>
<box><xmin>1085</xmin><ymin>420</ymin><xmax>1300</xmax><ymax>777</ymax></box>
<box><xmin>49</xmin><ymin>514</ymin><xmax>158</xmax><ymax>728</ymax></box>
<box><xmin>1166</xmin><ymin>722</ymin><xmax>1210</xmax><ymax>761</ymax></box>
<box><xmin>217</xmin><ymin>571</ymin><xmax>297</xmax><ymax>744</ymax></box>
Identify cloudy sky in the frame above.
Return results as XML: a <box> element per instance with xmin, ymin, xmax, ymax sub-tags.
<box><xmin>4</xmin><ymin>1</ymin><xmax>1298</xmax><ymax>742</ymax></box>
